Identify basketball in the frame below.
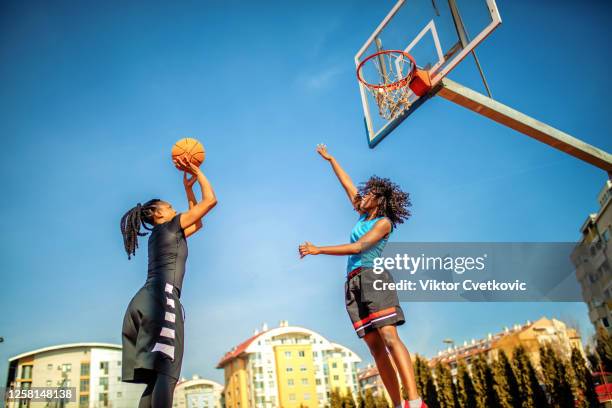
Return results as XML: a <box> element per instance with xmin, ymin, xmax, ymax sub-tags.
<box><xmin>171</xmin><ymin>138</ymin><xmax>205</xmax><ymax>170</ymax></box>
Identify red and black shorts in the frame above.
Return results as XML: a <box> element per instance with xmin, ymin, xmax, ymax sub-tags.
<box><xmin>345</xmin><ymin>267</ymin><xmax>405</xmax><ymax>338</ymax></box>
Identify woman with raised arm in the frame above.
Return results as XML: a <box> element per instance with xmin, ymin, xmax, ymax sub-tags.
<box><xmin>299</xmin><ymin>145</ymin><xmax>426</xmax><ymax>408</ymax></box>
<box><xmin>119</xmin><ymin>156</ymin><xmax>217</xmax><ymax>408</ymax></box>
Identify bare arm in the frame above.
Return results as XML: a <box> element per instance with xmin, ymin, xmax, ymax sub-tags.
<box><xmin>299</xmin><ymin>218</ymin><xmax>391</xmax><ymax>258</ymax></box>
<box><xmin>316</xmin><ymin>144</ymin><xmax>359</xmax><ymax>209</ymax></box>
<box><xmin>174</xmin><ymin>157</ymin><xmax>217</xmax><ymax>230</ymax></box>
<box><xmin>182</xmin><ymin>172</ymin><xmax>203</xmax><ymax>238</ymax></box>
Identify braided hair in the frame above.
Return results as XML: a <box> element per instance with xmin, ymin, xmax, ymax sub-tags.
<box><xmin>120</xmin><ymin>199</ymin><xmax>162</xmax><ymax>259</ymax></box>
<box><xmin>357</xmin><ymin>176</ymin><xmax>412</xmax><ymax>228</ymax></box>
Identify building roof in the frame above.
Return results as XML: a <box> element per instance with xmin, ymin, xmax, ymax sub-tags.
<box><xmin>357</xmin><ymin>365</ymin><xmax>379</xmax><ymax>381</ymax></box>
<box><xmin>176</xmin><ymin>377</ymin><xmax>223</xmax><ymax>390</ymax></box>
<box><xmin>217</xmin><ymin>331</ymin><xmax>268</xmax><ymax>368</ymax></box>
<box><xmin>9</xmin><ymin>343</ymin><xmax>121</xmax><ymax>362</ymax></box>
<box><xmin>216</xmin><ymin>324</ymin><xmax>362</xmax><ymax>368</ymax></box>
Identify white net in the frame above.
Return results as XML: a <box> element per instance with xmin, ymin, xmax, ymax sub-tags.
<box><xmin>360</xmin><ymin>51</ymin><xmax>416</xmax><ymax>121</ymax></box>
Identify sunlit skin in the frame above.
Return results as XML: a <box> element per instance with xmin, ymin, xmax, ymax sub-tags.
<box><xmin>157</xmin><ymin>155</ymin><xmax>217</xmax><ymax>238</ymax></box>
<box><xmin>299</xmin><ymin>144</ymin><xmax>419</xmax><ymax>404</ymax></box>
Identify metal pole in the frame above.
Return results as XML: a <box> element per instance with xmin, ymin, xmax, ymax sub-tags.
<box><xmin>437</xmin><ymin>78</ymin><xmax>612</xmax><ymax>172</ymax></box>
<box><xmin>447</xmin><ymin>0</ymin><xmax>493</xmax><ymax>97</ymax></box>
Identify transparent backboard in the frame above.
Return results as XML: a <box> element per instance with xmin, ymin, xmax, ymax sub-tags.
<box><xmin>356</xmin><ymin>0</ymin><xmax>501</xmax><ymax>147</ymax></box>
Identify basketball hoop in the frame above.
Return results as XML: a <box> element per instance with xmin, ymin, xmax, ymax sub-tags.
<box><xmin>356</xmin><ymin>50</ymin><xmax>431</xmax><ymax>121</ymax></box>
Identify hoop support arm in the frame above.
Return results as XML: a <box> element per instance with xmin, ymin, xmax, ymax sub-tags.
<box><xmin>437</xmin><ymin>78</ymin><xmax>612</xmax><ymax>172</ymax></box>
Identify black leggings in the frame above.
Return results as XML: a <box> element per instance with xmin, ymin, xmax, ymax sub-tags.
<box><xmin>138</xmin><ymin>373</ymin><xmax>177</xmax><ymax>408</ymax></box>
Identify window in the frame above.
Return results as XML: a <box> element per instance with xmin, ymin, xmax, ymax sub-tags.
<box><xmin>100</xmin><ymin>377</ymin><xmax>108</xmax><ymax>391</ymax></box>
<box><xmin>79</xmin><ymin>395</ymin><xmax>89</xmax><ymax>407</ymax></box>
<box><xmin>304</xmin><ymin>393</ymin><xmax>311</xmax><ymax>400</ymax></box>
<box><xmin>286</xmin><ymin>367</ymin><xmax>293</xmax><ymax>372</ymax></box>
<box><xmin>333</xmin><ymin>375</ymin><xmax>339</xmax><ymax>381</ymax></box>
<box><xmin>288</xmin><ymin>379</ymin><xmax>294</xmax><ymax>386</ymax></box>
<box><xmin>332</xmin><ymin>362</ymin><xmax>337</xmax><ymax>368</ymax></box>
<box><xmin>60</xmin><ymin>363</ymin><xmax>72</xmax><ymax>373</ymax></box>
<box><xmin>21</xmin><ymin>365</ymin><xmax>32</xmax><ymax>379</ymax></box>
<box><xmin>99</xmin><ymin>392</ymin><xmax>108</xmax><ymax>407</ymax></box>
<box><xmin>300</xmin><ymin>365</ymin><xmax>307</xmax><ymax>372</ymax></box>
<box><xmin>289</xmin><ymin>394</ymin><xmax>296</xmax><ymax>401</ymax></box>
<box><xmin>80</xmin><ymin>379</ymin><xmax>90</xmax><ymax>392</ymax></box>
<box><xmin>100</xmin><ymin>362</ymin><xmax>109</xmax><ymax>375</ymax></box>
<box><xmin>285</xmin><ymin>351</ymin><xmax>292</xmax><ymax>358</ymax></box>
<box><xmin>301</xmin><ymin>378</ymin><xmax>308</xmax><ymax>385</ymax></box>
<box><xmin>298</xmin><ymin>350</ymin><xmax>305</xmax><ymax>357</ymax></box>
<box><xmin>46</xmin><ymin>380</ymin><xmax>52</xmax><ymax>386</ymax></box>
<box><xmin>47</xmin><ymin>364</ymin><xmax>53</xmax><ymax>370</ymax></box>
<box><xmin>80</xmin><ymin>363</ymin><xmax>90</xmax><ymax>376</ymax></box>
<box><xmin>316</xmin><ymin>379</ymin><xmax>321</xmax><ymax>385</ymax></box>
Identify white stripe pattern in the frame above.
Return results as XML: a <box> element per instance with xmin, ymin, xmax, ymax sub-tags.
<box><xmin>165</xmin><ymin>312</ymin><xmax>176</xmax><ymax>323</ymax></box>
<box><xmin>165</xmin><ymin>283</ymin><xmax>174</xmax><ymax>293</ymax></box>
<box><xmin>160</xmin><ymin>327</ymin><xmax>175</xmax><ymax>339</ymax></box>
<box><xmin>355</xmin><ymin>313</ymin><xmax>398</xmax><ymax>332</ymax></box>
<box><xmin>166</xmin><ymin>297</ymin><xmax>175</xmax><ymax>308</ymax></box>
<box><xmin>152</xmin><ymin>343</ymin><xmax>175</xmax><ymax>359</ymax></box>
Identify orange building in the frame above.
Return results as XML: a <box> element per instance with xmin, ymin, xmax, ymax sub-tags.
<box><xmin>429</xmin><ymin>317</ymin><xmax>584</xmax><ymax>376</ymax></box>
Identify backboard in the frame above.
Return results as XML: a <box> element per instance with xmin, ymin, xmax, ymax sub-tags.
<box><xmin>356</xmin><ymin>0</ymin><xmax>501</xmax><ymax>148</ymax></box>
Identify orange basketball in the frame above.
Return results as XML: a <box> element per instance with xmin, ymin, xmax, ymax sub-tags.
<box><xmin>171</xmin><ymin>138</ymin><xmax>205</xmax><ymax>170</ymax></box>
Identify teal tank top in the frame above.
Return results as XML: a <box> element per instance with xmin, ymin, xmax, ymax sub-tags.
<box><xmin>346</xmin><ymin>214</ymin><xmax>391</xmax><ymax>274</ymax></box>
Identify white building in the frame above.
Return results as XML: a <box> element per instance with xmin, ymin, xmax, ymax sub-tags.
<box><xmin>173</xmin><ymin>375</ymin><xmax>223</xmax><ymax>408</ymax></box>
<box><xmin>5</xmin><ymin>343</ymin><xmax>145</xmax><ymax>408</ymax></box>
<box><xmin>217</xmin><ymin>321</ymin><xmax>362</xmax><ymax>408</ymax></box>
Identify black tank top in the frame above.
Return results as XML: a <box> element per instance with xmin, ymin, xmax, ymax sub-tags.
<box><xmin>147</xmin><ymin>213</ymin><xmax>188</xmax><ymax>294</ymax></box>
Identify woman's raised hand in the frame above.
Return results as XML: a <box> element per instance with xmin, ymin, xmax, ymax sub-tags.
<box><xmin>316</xmin><ymin>144</ymin><xmax>333</xmax><ymax>161</ymax></box>
<box><xmin>174</xmin><ymin>156</ymin><xmax>202</xmax><ymax>176</ymax></box>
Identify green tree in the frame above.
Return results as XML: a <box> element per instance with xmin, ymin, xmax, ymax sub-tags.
<box><xmin>539</xmin><ymin>344</ymin><xmax>573</xmax><ymax>407</ymax></box>
<box><xmin>455</xmin><ymin>359</ymin><xmax>476</xmax><ymax>408</ymax></box>
<box><xmin>356</xmin><ymin>390</ymin><xmax>364</xmax><ymax>408</ymax></box>
<box><xmin>471</xmin><ymin>354</ymin><xmax>499</xmax><ymax>408</ymax></box>
<box><xmin>343</xmin><ymin>388</ymin><xmax>357</xmax><ymax>408</ymax></box>
<box><xmin>330</xmin><ymin>388</ymin><xmax>343</xmax><ymax>408</ymax></box>
<box><xmin>434</xmin><ymin>361</ymin><xmax>456</xmax><ymax>408</ymax></box>
<box><xmin>415</xmin><ymin>355</ymin><xmax>439</xmax><ymax>408</ymax></box>
<box><xmin>570</xmin><ymin>347</ymin><xmax>599</xmax><ymax>408</ymax></box>
<box><xmin>363</xmin><ymin>389</ymin><xmax>376</xmax><ymax>408</ymax></box>
<box><xmin>595</xmin><ymin>327</ymin><xmax>612</xmax><ymax>371</ymax></box>
<box><xmin>492</xmin><ymin>351</ymin><xmax>520</xmax><ymax>408</ymax></box>
<box><xmin>511</xmin><ymin>346</ymin><xmax>548</xmax><ymax>408</ymax></box>
<box><xmin>374</xmin><ymin>393</ymin><xmax>389</xmax><ymax>408</ymax></box>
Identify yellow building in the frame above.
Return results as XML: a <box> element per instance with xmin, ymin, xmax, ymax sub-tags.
<box><xmin>4</xmin><ymin>343</ymin><xmax>145</xmax><ymax>408</ymax></box>
<box><xmin>571</xmin><ymin>179</ymin><xmax>612</xmax><ymax>335</ymax></box>
<box><xmin>217</xmin><ymin>321</ymin><xmax>361</xmax><ymax>408</ymax></box>
<box><xmin>430</xmin><ymin>317</ymin><xmax>584</xmax><ymax>375</ymax></box>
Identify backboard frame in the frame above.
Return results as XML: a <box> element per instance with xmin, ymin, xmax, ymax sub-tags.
<box><xmin>355</xmin><ymin>0</ymin><xmax>502</xmax><ymax>148</ymax></box>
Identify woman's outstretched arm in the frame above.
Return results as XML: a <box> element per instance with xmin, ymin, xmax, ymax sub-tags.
<box><xmin>174</xmin><ymin>157</ymin><xmax>218</xmax><ymax>230</ymax></box>
<box><xmin>316</xmin><ymin>144</ymin><xmax>359</xmax><ymax>209</ymax></box>
<box><xmin>299</xmin><ymin>218</ymin><xmax>391</xmax><ymax>258</ymax></box>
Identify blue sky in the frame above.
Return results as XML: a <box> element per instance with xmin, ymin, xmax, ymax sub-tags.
<box><xmin>0</xmin><ymin>0</ymin><xmax>610</xmax><ymax>387</ymax></box>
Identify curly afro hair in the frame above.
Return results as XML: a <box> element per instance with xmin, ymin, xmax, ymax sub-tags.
<box><xmin>357</xmin><ymin>176</ymin><xmax>412</xmax><ymax>228</ymax></box>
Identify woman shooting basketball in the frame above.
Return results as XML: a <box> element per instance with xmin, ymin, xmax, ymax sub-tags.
<box><xmin>120</xmin><ymin>156</ymin><xmax>216</xmax><ymax>408</ymax></box>
<box><xmin>299</xmin><ymin>145</ymin><xmax>426</xmax><ymax>408</ymax></box>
